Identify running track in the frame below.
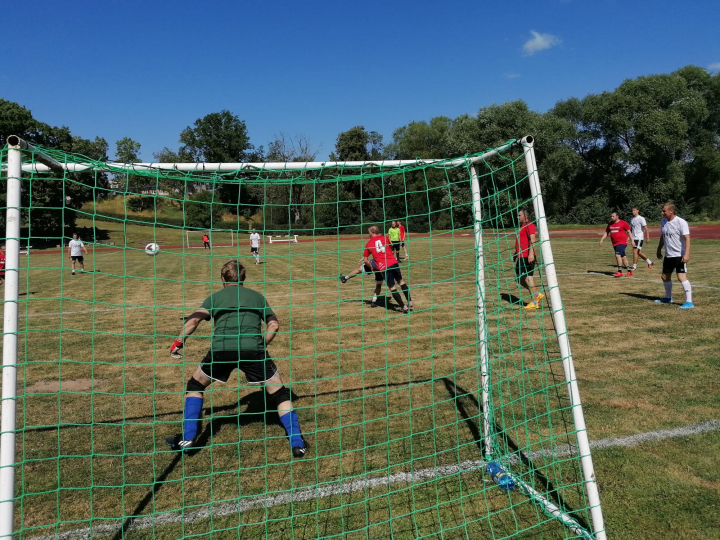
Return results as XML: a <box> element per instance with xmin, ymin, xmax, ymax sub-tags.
<box><xmin>19</xmin><ymin>224</ymin><xmax>720</xmax><ymax>256</ymax></box>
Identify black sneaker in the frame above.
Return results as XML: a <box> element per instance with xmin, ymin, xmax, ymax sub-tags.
<box><xmin>371</xmin><ymin>300</ymin><xmax>377</xmax><ymax>308</ymax></box>
<box><xmin>292</xmin><ymin>437</ymin><xmax>310</xmax><ymax>458</ymax></box>
<box><xmin>339</xmin><ymin>276</ymin><xmax>347</xmax><ymax>284</ymax></box>
<box><xmin>165</xmin><ymin>434</ymin><xmax>198</xmax><ymax>452</ymax></box>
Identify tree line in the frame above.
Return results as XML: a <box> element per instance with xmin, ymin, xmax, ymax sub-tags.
<box><xmin>1</xmin><ymin>64</ymin><xmax>719</xmax><ymax>239</ymax></box>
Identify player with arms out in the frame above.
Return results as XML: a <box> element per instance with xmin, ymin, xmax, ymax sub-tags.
<box><xmin>599</xmin><ymin>212</ymin><xmax>634</xmax><ymax>277</ymax></box>
<box><xmin>364</xmin><ymin>226</ymin><xmax>412</xmax><ymax>313</ymax></box>
<box><xmin>398</xmin><ymin>220</ymin><xmax>409</xmax><ymax>260</ymax></box>
<box><xmin>68</xmin><ymin>233</ymin><xmax>89</xmax><ymax>275</ymax></box>
<box><xmin>249</xmin><ymin>228</ymin><xmax>261</xmax><ymax>265</ymax></box>
<box><xmin>630</xmin><ymin>206</ymin><xmax>653</xmax><ymax>270</ymax></box>
<box><xmin>387</xmin><ymin>222</ymin><xmax>402</xmax><ymax>260</ymax></box>
<box><xmin>339</xmin><ymin>258</ymin><xmax>385</xmax><ymax>308</ymax></box>
<box><xmin>166</xmin><ymin>260</ymin><xmax>309</xmax><ymax>456</ymax></box>
<box><xmin>655</xmin><ymin>203</ymin><xmax>693</xmax><ymax>309</ymax></box>
<box><xmin>514</xmin><ymin>210</ymin><xmax>544</xmax><ymax>310</ymax></box>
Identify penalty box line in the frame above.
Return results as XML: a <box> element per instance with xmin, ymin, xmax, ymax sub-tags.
<box><xmin>29</xmin><ymin>419</ymin><xmax>720</xmax><ymax>540</ymax></box>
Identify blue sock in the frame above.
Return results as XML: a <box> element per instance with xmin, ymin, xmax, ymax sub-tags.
<box><xmin>279</xmin><ymin>410</ymin><xmax>303</xmax><ymax>448</ymax></box>
<box><xmin>183</xmin><ymin>396</ymin><xmax>204</xmax><ymax>441</ymax></box>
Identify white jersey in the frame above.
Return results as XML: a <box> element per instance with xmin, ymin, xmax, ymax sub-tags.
<box><xmin>661</xmin><ymin>216</ymin><xmax>690</xmax><ymax>257</ymax></box>
<box><xmin>249</xmin><ymin>233</ymin><xmax>260</xmax><ymax>248</ymax></box>
<box><xmin>68</xmin><ymin>239</ymin><xmax>85</xmax><ymax>256</ymax></box>
<box><xmin>630</xmin><ymin>215</ymin><xmax>647</xmax><ymax>240</ymax></box>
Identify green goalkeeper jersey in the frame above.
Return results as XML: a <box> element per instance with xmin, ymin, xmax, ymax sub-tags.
<box><xmin>388</xmin><ymin>227</ymin><xmax>401</xmax><ymax>241</ymax></box>
<box><xmin>201</xmin><ymin>285</ymin><xmax>276</xmax><ymax>351</ymax></box>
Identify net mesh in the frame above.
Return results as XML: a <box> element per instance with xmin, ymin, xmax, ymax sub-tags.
<box><xmin>1</xmin><ymin>140</ymin><xmax>599</xmax><ymax>539</ymax></box>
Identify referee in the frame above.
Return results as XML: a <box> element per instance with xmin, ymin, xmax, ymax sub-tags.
<box><xmin>166</xmin><ymin>260</ymin><xmax>309</xmax><ymax>457</ymax></box>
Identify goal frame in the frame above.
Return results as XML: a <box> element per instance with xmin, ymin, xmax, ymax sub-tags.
<box><xmin>1</xmin><ymin>134</ymin><xmax>606</xmax><ymax>540</ymax></box>
<box><xmin>184</xmin><ymin>229</ymin><xmax>236</xmax><ymax>249</ymax></box>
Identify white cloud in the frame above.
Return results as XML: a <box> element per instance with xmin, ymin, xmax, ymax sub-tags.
<box><xmin>504</xmin><ymin>72</ymin><xmax>521</xmax><ymax>79</ymax></box>
<box><xmin>708</xmin><ymin>62</ymin><xmax>720</xmax><ymax>71</ymax></box>
<box><xmin>523</xmin><ymin>31</ymin><xmax>561</xmax><ymax>56</ymax></box>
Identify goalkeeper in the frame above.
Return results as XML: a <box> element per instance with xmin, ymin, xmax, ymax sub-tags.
<box><xmin>166</xmin><ymin>260</ymin><xmax>309</xmax><ymax>457</ymax></box>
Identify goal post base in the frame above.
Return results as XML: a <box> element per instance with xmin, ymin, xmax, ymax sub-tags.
<box><xmin>267</xmin><ymin>235</ymin><xmax>299</xmax><ymax>244</ymax></box>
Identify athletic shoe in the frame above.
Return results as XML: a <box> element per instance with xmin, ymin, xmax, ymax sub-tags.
<box><xmin>612</xmin><ymin>271</ymin><xmax>623</xmax><ymax>278</ymax></box>
<box><xmin>71</xmin><ymin>271</ymin><xmax>76</xmax><ymax>275</ymax></box>
<box><xmin>626</xmin><ymin>271</ymin><xmax>633</xmax><ymax>276</ymax></box>
<box><xmin>535</xmin><ymin>293</ymin><xmax>545</xmax><ymax>304</ymax></box>
<box><xmin>370</xmin><ymin>300</ymin><xmax>378</xmax><ymax>308</ymax></box>
<box><xmin>631</xmin><ymin>265</ymin><xmax>637</xmax><ymax>270</ymax></box>
<box><xmin>165</xmin><ymin>434</ymin><xmax>199</xmax><ymax>452</ymax></box>
<box><xmin>654</xmin><ymin>297</ymin><xmax>673</xmax><ymax>304</ymax></box>
<box><xmin>292</xmin><ymin>437</ymin><xmax>310</xmax><ymax>458</ymax></box>
<box><xmin>647</xmin><ymin>261</ymin><xmax>654</xmax><ymax>269</ymax></box>
<box><xmin>339</xmin><ymin>276</ymin><xmax>347</xmax><ymax>284</ymax></box>
<box><xmin>409</xmin><ymin>300</ymin><xmax>414</xmax><ymax>309</ymax></box>
<box><xmin>404</xmin><ymin>257</ymin><xmax>409</xmax><ymax>261</ymax></box>
<box><xmin>679</xmin><ymin>302</ymin><xmax>694</xmax><ymax>310</ymax></box>
<box><xmin>402</xmin><ymin>306</ymin><xmax>410</xmax><ymax>314</ymax></box>
<box><xmin>524</xmin><ymin>302</ymin><xmax>538</xmax><ymax>310</ymax></box>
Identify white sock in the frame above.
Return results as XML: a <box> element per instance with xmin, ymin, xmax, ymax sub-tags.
<box><xmin>663</xmin><ymin>281</ymin><xmax>673</xmax><ymax>298</ymax></box>
<box><xmin>372</xmin><ymin>296</ymin><xmax>377</xmax><ymax>302</ymax></box>
<box><xmin>647</xmin><ymin>259</ymin><xmax>653</xmax><ymax>265</ymax></box>
<box><xmin>681</xmin><ymin>280</ymin><xmax>692</xmax><ymax>303</ymax></box>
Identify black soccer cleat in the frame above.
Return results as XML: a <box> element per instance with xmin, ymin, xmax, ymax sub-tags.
<box><xmin>165</xmin><ymin>434</ymin><xmax>198</xmax><ymax>452</ymax></box>
<box><xmin>339</xmin><ymin>276</ymin><xmax>347</xmax><ymax>284</ymax></box>
<box><xmin>292</xmin><ymin>437</ymin><xmax>310</xmax><ymax>458</ymax></box>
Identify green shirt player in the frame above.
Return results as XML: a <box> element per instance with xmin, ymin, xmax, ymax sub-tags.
<box><xmin>387</xmin><ymin>221</ymin><xmax>402</xmax><ymax>259</ymax></box>
<box><xmin>166</xmin><ymin>260</ymin><xmax>309</xmax><ymax>457</ymax></box>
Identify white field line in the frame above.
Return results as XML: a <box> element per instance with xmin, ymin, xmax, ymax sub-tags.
<box><xmin>29</xmin><ymin>419</ymin><xmax>720</xmax><ymax>540</ymax></box>
<box><xmin>14</xmin><ymin>271</ymin><xmax>718</xmax><ymax>320</ymax></box>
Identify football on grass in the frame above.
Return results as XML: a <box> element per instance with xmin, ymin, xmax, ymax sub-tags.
<box><xmin>145</xmin><ymin>243</ymin><xmax>160</xmax><ymax>256</ymax></box>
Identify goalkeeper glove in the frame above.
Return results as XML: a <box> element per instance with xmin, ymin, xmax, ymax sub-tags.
<box><xmin>170</xmin><ymin>339</ymin><xmax>184</xmax><ymax>359</ymax></box>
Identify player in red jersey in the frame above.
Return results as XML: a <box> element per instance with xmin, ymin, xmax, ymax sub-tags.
<box><xmin>398</xmin><ymin>221</ymin><xmax>409</xmax><ymax>260</ymax></box>
<box><xmin>599</xmin><ymin>212</ymin><xmax>635</xmax><ymax>277</ymax></box>
<box><xmin>364</xmin><ymin>226</ymin><xmax>412</xmax><ymax>313</ymax></box>
<box><xmin>0</xmin><ymin>244</ymin><xmax>5</xmax><ymax>286</ymax></box>
<box><xmin>514</xmin><ymin>210</ymin><xmax>544</xmax><ymax>310</ymax></box>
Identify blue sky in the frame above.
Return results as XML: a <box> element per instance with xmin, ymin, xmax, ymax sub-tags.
<box><xmin>2</xmin><ymin>0</ymin><xmax>719</xmax><ymax>161</ymax></box>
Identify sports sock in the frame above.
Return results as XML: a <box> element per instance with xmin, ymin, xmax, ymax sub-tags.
<box><xmin>279</xmin><ymin>410</ymin><xmax>304</xmax><ymax>448</ymax></box>
<box><xmin>663</xmin><ymin>281</ymin><xmax>673</xmax><ymax>298</ymax></box>
<box><xmin>617</xmin><ymin>266</ymin><xmax>622</xmax><ymax>272</ymax></box>
<box><xmin>647</xmin><ymin>259</ymin><xmax>653</xmax><ymax>265</ymax></box>
<box><xmin>183</xmin><ymin>396</ymin><xmax>204</xmax><ymax>440</ymax></box>
<box><xmin>400</xmin><ymin>283</ymin><xmax>411</xmax><ymax>302</ymax></box>
<box><xmin>372</xmin><ymin>295</ymin><xmax>377</xmax><ymax>302</ymax></box>
<box><xmin>391</xmin><ymin>290</ymin><xmax>405</xmax><ymax>308</ymax></box>
<box><xmin>681</xmin><ymin>280</ymin><xmax>692</xmax><ymax>303</ymax></box>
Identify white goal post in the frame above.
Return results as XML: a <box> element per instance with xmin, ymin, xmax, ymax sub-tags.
<box><xmin>267</xmin><ymin>235</ymin><xmax>299</xmax><ymax>244</ymax></box>
<box><xmin>184</xmin><ymin>229</ymin><xmax>236</xmax><ymax>249</ymax></box>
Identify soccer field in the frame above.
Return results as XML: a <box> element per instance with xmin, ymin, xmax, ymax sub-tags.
<box><xmin>4</xmin><ymin>221</ymin><xmax>720</xmax><ymax>539</ymax></box>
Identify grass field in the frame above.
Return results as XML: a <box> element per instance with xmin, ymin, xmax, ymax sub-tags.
<box><xmin>3</xmin><ymin>218</ymin><xmax>719</xmax><ymax>539</ymax></box>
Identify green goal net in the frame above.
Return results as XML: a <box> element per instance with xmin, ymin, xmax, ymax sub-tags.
<box><xmin>0</xmin><ymin>137</ymin><xmax>605</xmax><ymax>539</ymax></box>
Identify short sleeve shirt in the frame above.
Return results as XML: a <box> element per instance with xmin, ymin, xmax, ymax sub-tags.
<box><xmin>515</xmin><ymin>223</ymin><xmax>537</xmax><ymax>257</ymax></box>
<box><xmin>250</xmin><ymin>233</ymin><xmax>260</xmax><ymax>248</ymax></box>
<box><xmin>200</xmin><ymin>285</ymin><xmax>276</xmax><ymax>351</ymax></box>
<box><xmin>605</xmin><ymin>220</ymin><xmax>630</xmax><ymax>247</ymax></box>
<box><xmin>68</xmin><ymin>240</ymin><xmax>85</xmax><ymax>256</ymax></box>
<box><xmin>363</xmin><ymin>236</ymin><xmax>398</xmax><ymax>271</ymax></box>
<box><xmin>399</xmin><ymin>225</ymin><xmax>406</xmax><ymax>240</ymax></box>
<box><xmin>630</xmin><ymin>216</ymin><xmax>647</xmax><ymax>240</ymax></box>
<box><xmin>661</xmin><ymin>216</ymin><xmax>690</xmax><ymax>257</ymax></box>
<box><xmin>0</xmin><ymin>252</ymin><xmax>5</xmax><ymax>276</ymax></box>
<box><xmin>388</xmin><ymin>228</ymin><xmax>401</xmax><ymax>242</ymax></box>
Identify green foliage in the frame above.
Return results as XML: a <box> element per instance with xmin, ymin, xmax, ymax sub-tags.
<box><xmin>329</xmin><ymin>126</ymin><xmax>385</xmax><ymax>161</ymax></box>
<box><xmin>183</xmin><ymin>190</ymin><xmax>225</xmax><ymax>228</ymax></box>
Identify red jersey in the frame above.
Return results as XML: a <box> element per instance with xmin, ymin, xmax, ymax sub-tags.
<box><xmin>515</xmin><ymin>222</ymin><xmax>537</xmax><ymax>257</ymax></box>
<box><xmin>606</xmin><ymin>220</ymin><xmax>630</xmax><ymax>246</ymax></box>
<box><xmin>0</xmin><ymin>251</ymin><xmax>5</xmax><ymax>276</ymax></box>
<box><xmin>363</xmin><ymin>235</ymin><xmax>398</xmax><ymax>271</ymax></box>
<box><xmin>399</xmin><ymin>224</ymin><xmax>406</xmax><ymax>240</ymax></box>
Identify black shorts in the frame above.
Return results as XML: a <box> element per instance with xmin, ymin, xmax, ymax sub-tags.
<box><xmin>514</xmin><ymin>257</ymin><xmax>535</xmax><ymax>278</ymax></box>
<box><xmin>613</xmin><ymin>244</ymin><xmax>627</xmax><ymax>257</ymax></box>
<box><xmin>250</xmin><ymin>247</ymin><xmax>259</xmax><ymax>253</ymax></box>
<box><xmin>390</xmin><ymin>241</ymin><xmax>401</xmax><ymax>251</ymax></box>
<box><xmin>633</xmin><ymin>239</ymin><xmax>644</xmax><ymax>250</ymax></box>
<box><xmin>662</xmin><ymin>256</ymin><xmax>688</xmax><ymax>275</ymax></box>
<box><xmin>362</xmin><ymin>262</ymin><xmax>384</xmax><ymax>282</ymax></box>
<box><xmin>383</xmin><ymin>264</ymin><xmax>403</xmax><ymax>288</ymax></box>
<box><xmin>200</xmin><ymin>350</ymin><xmax>278</xmax><ymax>384</ymax></box>
<box><xmin>71</xmin><ymin>256</ymin><xmax>84</xmax><ymax>262</ymax></box>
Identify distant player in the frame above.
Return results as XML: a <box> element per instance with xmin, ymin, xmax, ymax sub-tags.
<box><xmin>655</xmin><ymin>203</ymin><xmax>693</xmax><ymax>309</ymax></box>
<box><xmin>398</xmin><ymin>221</ymin><xmax>409</xmax><ymax>260</ymax></box>
<box><xmin>387</xmin><ymin>222</ymin><xmax>402</xmax><ymax>260</ymax></box>
<box><xmin>167</xmin><ymin>260</ymin><xmax>309</xmax><ymax>456</ymax></box>
<box><xmin>249</xmin><ymin>229</ymin><xmax>261</xmax><ymax>264</ymax></box>
<box><xmin>599</xmin><ymin>212</ymin><xmax>634</xmax><ymax>277</ymax></box>
<box><xmin>202</xmin><ymin>233</ymin><xmax>211</xmax><ymax>249</ymax></box>
<box><xmin>630</xmin><ymin>207</ymin><xmax>653</xmax><ymax>270</ymax></box>
<box><xmin>364</xmin><ymin>226</ymin><xmax>412</xmax><ymax>313</ymax></box>
<box><xmin>514</xmin><ymin>210</ymin><xmax>544</xmax><ymax>309</ymax></box>
<box><xmin>339</xmin><ymin>258</ymin><xmax>385</xmax><ymax>308</ymax></box>
<box><xmin>68</xmin><ymin>233</ymin><xmax>89</xmax><ymax>275</ymax></box>
<box><xmin>0</xmin><ymin>244</ymin><xmax>5</xmax><ymax>286</ymax></box>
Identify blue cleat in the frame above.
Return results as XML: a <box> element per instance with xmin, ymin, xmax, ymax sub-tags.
<box><xmin>654</xmin><ymin>297</ymin><xmax>672</xmax><ymax>304</ymax></box>
<box><xmin>678</xmin><ymin>302</ymin><xmax>694</xmax><ymax>310</ymax></box>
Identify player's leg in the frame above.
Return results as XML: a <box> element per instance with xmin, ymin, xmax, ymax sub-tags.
<box><xmin>371</xmin><ymin>279</ymin><xmax>383</xmax><ymax>307</ymax></box>
<box><xmin>398</xmin><ymin>277</ymin><xmax>412</xmax><ymax>308</ymax></box>
<box><xmin>385</xmin><ymin>268</ymin><xmax>406</xmax><ymax>311</ymax></box>
<box><xmin>655</xmin><ymin>258</ymin><xmax>675</xmax><ymax>303</ymax></box>
<box><xmin>676</xmin><ymin>261</ymin><xmax>693</xmax><ymax>309</ymax></box>
<box><xmin>402</xmin><ymin>242</ymin><xmax>409</xmax><ymax>260</ymax></box>
<box><xmin>166</xmin><ymin>360</ymin><xmax>214</xmax><ymax>451</ymax></box>
<box><xmin>632</xmin><ymin>246</ymin><xmax>639</xmax><ymax>269</ymax></box>
<box><xmin>340</xmin><ymin>263</ymin><xmax>366</xmax><ymax>283</ymax></box>
<box><xmin>79</xmin><ymin>257</ymin><xmax>85</xmax><ymax>273</ymax></box>
<box><xmin>261</xmin><ymin>364</ymin><xmax>309</xmax><ymax>457</ymax></box>
<box><xmin>613</xmin><ymin>247</ymin><xmax>624</xmax><ymax>277</ymax></box>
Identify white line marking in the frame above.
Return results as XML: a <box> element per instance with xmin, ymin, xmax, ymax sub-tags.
<box><xmin>29</xmin><ymin>419</ymin><xmax>720</xmax><ymax>540</ymax></box>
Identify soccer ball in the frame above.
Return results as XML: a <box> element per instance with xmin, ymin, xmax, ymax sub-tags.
<box><xmin>145</xmin><ymin>243</ymin><xmax>160</xmax><ymax>256</ymax></box>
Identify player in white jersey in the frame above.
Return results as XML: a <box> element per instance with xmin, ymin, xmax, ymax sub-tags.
<box><xmin>249</xmin><ymin>229</ymin><xmax>261</xmax><ymax>264</ymax></box>
<box><xmin>629</xmin><ymin>206</ymin><xmax>653</xmax><ymax>270</ymax></box>
<box><xmin>655</xmin><ymin>203</ymin><xmax>693</xmax><ymax>309</ymax></box>
<box><xmin>67</xmin><ymin>233</ymin><xmax>89</xmax><ymax>275</ymax></box>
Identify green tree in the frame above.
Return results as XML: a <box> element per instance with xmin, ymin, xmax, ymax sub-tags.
<box><xmin>329</xmin><ymin>126</ymin><xmax>385</xmax><ymax>161</ymax></box>
<box><xmin>184</xmin><ymin>190</ymin><xmax>225</xmax><ymax>229</ymax></box>
<box><xmin>179</xmin><ymin>110</ymin><xmax>259</xmax><ymax>162</ymax></box>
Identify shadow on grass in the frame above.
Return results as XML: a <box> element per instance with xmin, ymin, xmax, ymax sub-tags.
<box><xmin>587</xmin><ymin>270</ymin><xmax>618</xmax><ymax>276</ymax></box>
<box><xmin>620</xmin><ymin>292</ymin><xmax>664</xmax><ymax>303</ymax></box>
<box><xmin>500</xmin><ymin>292</ymin><xmax>524</xmax><ymax>306</ymax></box>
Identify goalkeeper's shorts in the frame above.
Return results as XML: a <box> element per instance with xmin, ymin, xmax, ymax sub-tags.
<box><xmin>200</xmin><ymin>349</ymin><xmax>278</xmax><ymax>384</ymax></box>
